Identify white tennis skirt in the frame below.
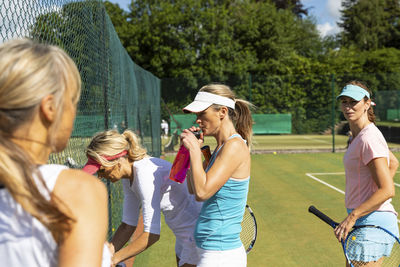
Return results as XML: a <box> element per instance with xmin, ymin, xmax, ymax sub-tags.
<box><xmin>196</xmin><ymin>245</ymin><xmax>246</xmax><ymax>267</ymax></box>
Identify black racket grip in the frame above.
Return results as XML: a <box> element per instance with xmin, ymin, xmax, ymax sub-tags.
<box><xmin>308</xmin><ymin>205</ymin><xmax>338</xmax><ymax>229</ymax></box>
<box><xmin>193</xmin><ymin>131</ymin><xmax>201</xmax><ymax>139</ymax></box>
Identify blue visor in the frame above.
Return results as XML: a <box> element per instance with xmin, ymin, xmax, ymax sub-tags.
<box><xmin>337</xmin><ymin>84</ymin><xmax>370</xmax><ymax>101</ymax></box>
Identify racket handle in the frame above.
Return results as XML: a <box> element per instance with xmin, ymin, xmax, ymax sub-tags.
<box><xmin>193</xmin><ymin>131</ymin><xmax>201</xmax><ymax>139</ymax></box>
<box><xmin>308</xmin><ymin>205</ymin><xmax>338</xmax><ymax>229</ymax></box>
<box><xmin>201</xmin><ymin>145</ymin><xmax>211</xmax><ymax>166</ymax></box>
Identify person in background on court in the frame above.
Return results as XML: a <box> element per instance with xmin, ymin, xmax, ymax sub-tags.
<box><xmin>161</xmin><ymin>119</ymin><xmax>169</xmax><ymax>139</ymax></box>
<box><xmin>82</xmin><ymin>129</ymin><xmax>202</xmax><ymax>267</ymax></box>
<box><xmin>0</xmin><ymin>39</ymin><xmax>110</xmax><ymax>266</ymax></box>
<box><xmin>335</xmin><ymin>81</ymin><xmax>399</xmax><ymax>266</ymax></box>
<box><xmin>180</xmin><ymin>83</ymin><xmax>253</xmax><ymax>267</ymax></box>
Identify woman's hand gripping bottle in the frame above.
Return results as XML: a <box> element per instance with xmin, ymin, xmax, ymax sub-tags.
<box><xmin>169</xmin><ymin>131</ymin><xmax>204</xmax><ymax>183</ymax></box>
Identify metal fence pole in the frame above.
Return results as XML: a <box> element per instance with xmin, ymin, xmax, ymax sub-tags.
<box><xmin>331</xmin><ymin>74</ymin><xmax>336</xmax><ymax>153</ymax></box>
<box><xmin>100</xmin><ymin>6</ymin><xmax>112</xmax><ymax>239</ymax></box>
<box><xmin>248</xmin><ymin>73</ymin><xmax>252</xmax><ymax>102</ymax></box>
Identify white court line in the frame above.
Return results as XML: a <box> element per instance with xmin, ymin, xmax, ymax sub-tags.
<box><xmin>310</xmin><ymin>172</ymin><xmax>345</xmax><ymax>175</ymax></box>
<box><xmin>305</xmin><ymin>172</ymin><xmax>400</xmax><ymax>223</ymax></box>
<box><xmin>310</xmin><ymin>171</ymin><xmax>400</xmax><ymax>188</ymax></box>
<box><xmin>306</xmin><ymin>173</ymin><xmax>345</xmax><ymax>194</ymax></box>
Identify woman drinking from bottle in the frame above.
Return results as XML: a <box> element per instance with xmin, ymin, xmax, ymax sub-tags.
<box><xmin>181</xmin><ymin>83</ymin><xmax>253</xmax><ymax>267</ymax></box>
<box><xmin>82</xmin><ymin>129</ymin><xmax>202</xmax><ymax>267</ymax></box>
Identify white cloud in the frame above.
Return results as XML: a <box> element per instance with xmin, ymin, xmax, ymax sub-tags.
<box><xmin>317</xmin><ymin>22</ymin><xmax>340</xmax><ymax>37</ymax></box>
<box><xmin>316</xmin><ymin>0</ymin><xmax>342</xmax><ymax>37</ymax></box>
<box><xmin>327</xmin><ymin>0</ymin><xmax>341</xmax><ymax>20</ymax></box>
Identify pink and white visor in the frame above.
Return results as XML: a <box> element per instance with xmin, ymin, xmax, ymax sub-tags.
<box><xmin>82</xmin><ymin>150</ymin><xmax>128</xmax><ymax>174</ymax></box>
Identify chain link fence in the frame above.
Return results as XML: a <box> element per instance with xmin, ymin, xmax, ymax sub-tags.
<box><xmin>1</xmin><ymin>0</ymin><xmax>161</xmax><ymax>239</ymax></box>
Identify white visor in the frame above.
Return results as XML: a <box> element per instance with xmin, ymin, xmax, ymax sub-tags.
<box><xmin>183</xmin><ymin>92</ymin><xmax>235</xmax><ymax>113</ymax></box>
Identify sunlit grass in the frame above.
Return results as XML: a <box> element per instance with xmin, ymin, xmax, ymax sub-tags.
<box><xmin>133</xmin><ymin>152</ymin><xmax>400</xmax><ymax>267</ymax></box>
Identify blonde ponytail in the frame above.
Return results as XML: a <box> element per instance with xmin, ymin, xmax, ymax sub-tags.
<box><xmin>122</xmin><ymin>130</ymin><xmax>147</xmax><ymax>161</ymax></box>
<box><xmin>86</xmin><ymin>130</ymin><xmax>148</xmax><ymax>167</ymax></box>
<box><xmin>0</xmin><ymin>139</ymin><xmax>73</xmax><ymax>242</ymax></box>
<box><xmin>232</xmin><ymin>99</ymin><xmax>253</xmax><ymax>147</ymax></box>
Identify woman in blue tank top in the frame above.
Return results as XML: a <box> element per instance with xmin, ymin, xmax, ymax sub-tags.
<box><xmin>180</xmin><ymin>83</ymin><xmax>253</xmax><ymax>267</ymax></box>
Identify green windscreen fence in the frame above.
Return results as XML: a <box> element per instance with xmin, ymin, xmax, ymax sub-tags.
<box><xmin>375</xmin><ymin>91</ymin><xmax>400</xmax><ymax>121</ymax></box>
<box><xmin>387</xmin><ymin>109</ymin><xmax>400</xmax><ymax>121</ymax></box>
<box><xmin>170</xmin><ymin>114</ymin><xmax>198</xmax><ymax>134</ymax></box>
<box><xmin>171</xmin><ymin>114</ymin><xmax>292</xmax><ymax>134</ymax></box>
<box><xmin>252</xmin><ymin>114</ymin><xmax>291</xmax><ymax>134</ymax></box>
<box><xmin>2</xmin><ymin>0</ymin><xmax>161</xmax><ymax>239</ymax></box>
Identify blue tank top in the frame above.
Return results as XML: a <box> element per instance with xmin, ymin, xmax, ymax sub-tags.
<box><xmin>194</xmin><ymin>134</ymin><xmax>250</xmax><ymax>250</ymax></box>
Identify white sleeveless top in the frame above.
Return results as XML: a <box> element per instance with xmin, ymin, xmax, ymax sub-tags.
<box><xmin>0</xmin><ymin>164</ymin><xmax>111</xmax><ymax>267</ymax></box>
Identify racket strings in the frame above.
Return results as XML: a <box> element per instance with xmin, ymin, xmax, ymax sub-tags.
<box><xmin>344</xmin><ymin>227</ymin><xmax>400</xmax><ymax>267</ymax></box>
<box><xmin>240</xmin><ymin>209</ymin><xmax>256</xmax><ymax>252</ymax></box>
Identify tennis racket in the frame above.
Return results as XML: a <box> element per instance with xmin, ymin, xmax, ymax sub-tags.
<box><xmin>308</xmin><ymin>205</ymin><xmax>400</xmax><ymax>266</ymax></box>
<box><xmin>240</xmin><ymin>204</ymin><xmax>257</xmax><ymax>254</ymax></box>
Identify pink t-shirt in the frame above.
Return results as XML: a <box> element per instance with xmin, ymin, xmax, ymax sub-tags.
<box><xmin>344</xmin><ymin>123</ymin><xmax>396</xmax><ymax>214</ymax></box>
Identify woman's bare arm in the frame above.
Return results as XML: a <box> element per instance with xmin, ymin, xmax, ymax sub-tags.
<box><xmin>112</xmin><ymin>231</ymin><xmax>160</xmax><ymax>265</ymax></box>
<box><xmin>334</xmin><ymin>157</ymin><xmax>395</xmax><ymax>241</ymax></box>
<box><xmin>389</xmin><ymin>150</ymin><xmax>399</xmax><ymax>179</ymax></box>
<box><xmin>111</xmin><ymin>222</ymin><xmax>136</xmax><ymax>252</ymax></box>
<box><xmin>54</xmin><ymin>169</ymin><xmax>108</xmax><ymax>267</ymax></box>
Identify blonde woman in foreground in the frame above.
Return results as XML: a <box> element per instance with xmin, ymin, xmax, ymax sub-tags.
<box><xmin>0</xmin><ymin>39</ymin><xmax>110</xmax><ymax>266</ymax></box>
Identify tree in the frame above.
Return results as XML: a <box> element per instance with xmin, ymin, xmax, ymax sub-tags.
<box><xmin>271</xmin><ymin>0</ymin><xmax>308</xmax><ymax>18</ymax></box>
<box><xmin>105</xmin><ymin>0</ymin><xmax>323</xmax><ymax>79</ymax></box>
<box><xmin>339</xmin><ymin>0</ymin><xmax>400</xmax><ymax>50</ymax></box>
<box><xmin>105</xmin><ymin>0</ymin><xmax>333</xmax><ymax>132</ymax></box>
<box><xmin>30</xmin><ymin>1</ymin><xmax>108</xmax><ymax>115</ymax></box>
<box><xmin>104</xmin><ymin>1</ymin><xmax>136</xmax><ymax>56</ymax></box>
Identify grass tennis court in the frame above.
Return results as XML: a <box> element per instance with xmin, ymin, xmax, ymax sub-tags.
<box><xmin>133</xmin><ymin>151</ymin><xmax>400</xmax><ymax>266</ymax></box>
<box><xmin>163</xmin><ymin>134</ymin><xmax>400</xmax><ymax>154</ymax></box>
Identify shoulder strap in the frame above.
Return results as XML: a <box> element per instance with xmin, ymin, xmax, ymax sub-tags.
<box><xmin>205</xmin><ymin>134</ymin><xmax>245</xmax><ymax>172</ymax></box>
<box><xmin>227</xmin><ymin>133</ymin><xmax>247</xmax><ymax>144</ymax></box>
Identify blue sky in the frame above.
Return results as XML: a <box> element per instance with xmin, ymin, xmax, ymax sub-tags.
<box><xmin>302</xmin><ymin>0</ymin><xmax>342</xmax><ymax>37</ymax></box>
<box><xmin>107</xmin><ymin>0</ymin><xmax>342</xmax><ymax>37</ymax></box>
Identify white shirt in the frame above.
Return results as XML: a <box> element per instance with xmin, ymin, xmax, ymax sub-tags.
<box><xmin>161</xmin><ymin>122</ymin><xmax>168</xmax><ymax>130</ymax></box>
<box><xmin>122</xmin><ymin>157</ymin><xmax>202</xmax><ymax>240</ymax></box>
<box><xmin>0</xmin><ymin>164</ymin><xmax>111</xmax><ymax>267</ymax></box>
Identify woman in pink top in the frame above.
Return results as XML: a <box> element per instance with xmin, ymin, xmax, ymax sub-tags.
<box><xmin>335</xmin><ymin>80</ymin><xmax>399</xmax><ymax>265</ymax></box>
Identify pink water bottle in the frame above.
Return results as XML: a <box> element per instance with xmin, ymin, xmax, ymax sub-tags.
<box><xmin>169</xmin><ymin>131</ymin><xmax>200</xmax><ymax>183</ymax></box>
